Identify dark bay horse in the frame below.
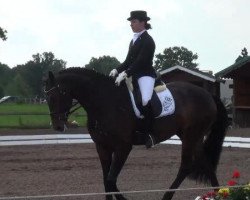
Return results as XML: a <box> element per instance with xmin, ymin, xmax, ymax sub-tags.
<box><xmin>44</xmin><ymin>68</ymin><xmax>228</xmax><ymax>200</ymax></box>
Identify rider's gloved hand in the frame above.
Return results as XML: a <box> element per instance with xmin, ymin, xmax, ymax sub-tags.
<box><xmin>115</xmin><ymin>71</ymin><xmax>127</xmax><ymax>86</ymax></box>
<box><xmin>109</xmin><ymin>69</ymin><xmax>118</xmax><ymax>77</ymax></box>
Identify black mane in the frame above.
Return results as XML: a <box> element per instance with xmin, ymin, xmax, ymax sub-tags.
<box><xmin>58</xmin><ymin>67</ymin><xmax>113</xmax><ymax>83</ymax></box>
<box><xmin>56</xmin><ymin>67</ymin><xmax>122</xmax><ymax>96</ymax></box>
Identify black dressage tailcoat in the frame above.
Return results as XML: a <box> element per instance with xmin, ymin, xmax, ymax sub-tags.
<box><xmin>117</xmin><ymin>31</ymin><xmax>156</xmax><ymax>80</ymax></box>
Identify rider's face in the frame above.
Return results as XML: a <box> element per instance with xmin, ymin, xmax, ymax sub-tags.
<box><xmin>130</xmin><ymin>19</ymin><xmax>145</xmax><ymax>33</ymax></box>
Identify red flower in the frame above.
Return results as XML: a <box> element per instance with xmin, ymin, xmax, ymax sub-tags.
<box><xmin>232</xmin><ymin>170</ymin><xmax>240</xmax><ymax>178</ymax></box>
<box><xmin>228</xmin><ymin>179</ymin><xmax>237</xmax><ymax>186</ymax></box>
<box><xmin>223</xmin><ymin>191</ymin><xmax>229</xmax><ymax>198</ymax></box>
<box><xmin>207</xmin><ymin>192</ymin><xmax>216</xmax><ymax>197</ymax></box>
<box><xmin>201</xmin><ymin>191</ymin><xmax>216</xmax><ymax>199</ymax></box>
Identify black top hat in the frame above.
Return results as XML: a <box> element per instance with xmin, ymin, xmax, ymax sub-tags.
<box><xmin>127</xmin><ymin>10</ymin><xmax>150</xmax><ymax>21</ymax></box>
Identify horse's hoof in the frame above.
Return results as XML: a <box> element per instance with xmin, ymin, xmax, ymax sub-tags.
<box><xmin>162</xmin><ymin>192</ymin><xmax>174</xmax><ymax>200</ymax></box>
<box><xmin>106</xmin><ymin>195</ymin><xmax>113</xmax><ymax>200</ymax></box>
<box><xmin>115</xmin><ymin>194</ymin><xmax>127</xmax><ymax>200</ymax></box>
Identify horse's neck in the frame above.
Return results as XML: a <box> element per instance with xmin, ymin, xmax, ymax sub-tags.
<box><xmin>65</xmin><ymin>75</ymin><xmax>133</xmax><ymax>136</ymax></box>
<box><xmin>68</xmin><ymin>76</ymin><xmax>118</xmax><ymax>116</ymax></box>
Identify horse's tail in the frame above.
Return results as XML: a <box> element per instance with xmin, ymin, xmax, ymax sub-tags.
<box><xmin>190</xmin><ymin>96</ymin><xmax>228</xmax><ymax>182</ymax></box>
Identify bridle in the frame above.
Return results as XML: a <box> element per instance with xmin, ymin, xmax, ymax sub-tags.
<box><xmin>44</xmin><ymin>85</ymin><xmax>81</xmax><ymax>120</ymax></box>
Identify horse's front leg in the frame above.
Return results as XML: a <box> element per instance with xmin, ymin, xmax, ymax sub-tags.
<box><xmin>107</xmin><ymin>144</ymin><xmax>132</xmax><ymax>200</ymax></box>
<box><xmin>95</xmin><ymin>143</ymin><xmax>113</xmax><ymax>200</ymax></box>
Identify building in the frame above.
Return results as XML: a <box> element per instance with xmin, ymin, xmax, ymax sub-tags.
<box><xmin>220</xmin><ymin>79</ymin><xmax>233</xmax><ymax>104</ymax></box>
<box><xmin>160</xmin><ymin>65</ymin><xmax>220</xmax><ymax>96</ymax></box>
<box><xmin>216</xmin><ymin>56</ymin><xmax>250</xmax><ymax>128</ymax></box>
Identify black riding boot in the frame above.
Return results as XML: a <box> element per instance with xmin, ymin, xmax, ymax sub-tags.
<box><xmin>141</xmin><ymin>102</ymin><xmax>155</xmax><ymax>149</ymax></box>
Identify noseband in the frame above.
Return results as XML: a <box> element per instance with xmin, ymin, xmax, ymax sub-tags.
<box><xmin>44</xmin><ymin>85</ymin><xmax>81</xmax><ymax>120</ymax></box>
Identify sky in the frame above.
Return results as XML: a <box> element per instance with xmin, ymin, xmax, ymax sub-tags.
<box><xmin>0</xmin><ymin>0</ymin><xmax>249</xmax><ymax>74</ymax></box>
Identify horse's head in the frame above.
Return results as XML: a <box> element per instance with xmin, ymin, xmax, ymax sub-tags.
<box><xmin>44</xmin><ymin>71</ymin><xmax>73</xmax><ymax>132</ymax></box>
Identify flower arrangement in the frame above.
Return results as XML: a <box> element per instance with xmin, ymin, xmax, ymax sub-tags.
<box><xmin>195</xmin><ymin>170</ymin><xmax>250</xmax><ymax>200</ymax></box>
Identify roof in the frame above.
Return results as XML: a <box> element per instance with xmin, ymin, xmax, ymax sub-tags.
<box><xmin>160</xmin><ymin>65</ymin><xmax>217</xmax><ymax>82</ymax></box>
<box><xmin>215</xmin><ymin>56</ymin><xmax>250</xmax><ymax>78</ymax></box>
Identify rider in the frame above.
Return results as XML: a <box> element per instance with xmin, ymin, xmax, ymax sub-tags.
<box><xmin>109</xmin><ymin>10</ymin><xmax>157</xmax><ymax>148</ymax></box>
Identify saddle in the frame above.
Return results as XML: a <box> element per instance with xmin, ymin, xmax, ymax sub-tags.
<box><xmin>125</xmin><ymin>77</ymin><xmax>175</xmax><ymax>119</ymax></box>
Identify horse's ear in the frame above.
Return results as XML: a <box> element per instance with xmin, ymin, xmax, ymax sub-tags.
<box><xmin>48</xmin><ymin>71</ymin><xmax>55</xmax><ymax>85</ymax></box>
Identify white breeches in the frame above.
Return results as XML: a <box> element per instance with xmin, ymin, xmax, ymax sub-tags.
<box><xmin>138</xmin><ymin>76</ymin><xmax>155</xmax><ymax>106</ymax></box>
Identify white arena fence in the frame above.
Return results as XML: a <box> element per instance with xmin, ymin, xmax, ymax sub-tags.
<box><xmin>0</xmin><ymin>134</ymin><xmax>250</xmax><ymax>148</ymax></box>
<box><xmin>0</xmin><ymin>184</ymin><xmax>248</xmax><ymax>200</ymax></box>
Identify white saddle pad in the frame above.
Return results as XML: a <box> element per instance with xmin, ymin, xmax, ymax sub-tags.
<box><xmin>128</xmin><ymin>87</ymin><xmax>175</xmax><ymax>119</ymax></box>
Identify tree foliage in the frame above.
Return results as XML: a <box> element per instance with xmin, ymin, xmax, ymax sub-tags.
<box><xmin>241</xmin><ymin>47</ymin><xmax>248</xmax><ymax>57</ymax></box>
<box><xmin>0</xmin><ymin>63</ymin><xmax>12</xmax><ymax>86</ymax></box>
<box><xmin>0</xmin><ymin>63</ymin><xmax>12</xmax><ymax>97</ymax></box>
<box><xmin>0</xmin><ymin>86</ymin><xmax>4</xmax><ymax>98</ymax></box>
<box><xmin>5</xmin><ymin>74</ymin><xmax>32</xmax><ymax>96</ymax></box>
<box><xmin>0</xmin><ymin>27</ymin><xmax>7</xmax><ymax>41</ymax></box>
<box><xmin>235</xmin><ymin>47</ymin><xmax>248</xmax><ymax>62</ymax></box>
<box><xmin>0</xmin><ymin>46</ymin><xmax>202</xmax><ymax>98</ymax></box>
<box><xmin>1</xmin><ymin>54</ymin><xmax>121</xmax><ymax>98</ymax></box>
<box><xmin>12</xmin><ymin>52</ymin><xmax>66</xmax><ymax>97</ymax></box>
<box><xmin>85</xmin><ymin>55</ymin><xmax>120</xmax><ymax>75</ymax></box>
<box><xmin>1</xmin><ymin>52</ymin><xmax>66</xmax><ymax>97</ymax></box>
<box><xmin>154</xmin><ymin>46</ymin><xmax>198</xmax><ymax>71</ymax></box>
<box><xmin>31</xmin><ymin>52</ymin><xmax>67</xmax><ymax>74</ymax></box>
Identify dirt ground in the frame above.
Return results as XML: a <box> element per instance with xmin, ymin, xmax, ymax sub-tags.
<box><xmin>0</xmin><ymin>128</ymin><xmax>249</xmax><ymax>200</ymax></box>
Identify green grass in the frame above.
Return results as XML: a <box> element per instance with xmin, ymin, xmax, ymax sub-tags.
<box><xmin>0</xmin><ymin>103</ymin><xmax>49</xmax><ymax>114</ymax></box>
<box><xmin>0</xmin><ymin>103</ymin><xmax>87</xmax><ymax>129</ymax></box>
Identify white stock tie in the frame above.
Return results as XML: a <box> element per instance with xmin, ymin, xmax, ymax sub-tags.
<box><xmin>132</xmin><ymin>33</ymin><xmax>141</xmax><ymax>44</ymax></box>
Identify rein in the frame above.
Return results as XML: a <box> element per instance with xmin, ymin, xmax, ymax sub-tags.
<box><xmin>68</xmin><ymin>102</ymin><xmax>82</xmax><ymax>115</ymax></box>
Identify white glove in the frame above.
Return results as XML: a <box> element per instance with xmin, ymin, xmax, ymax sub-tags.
<box><xmin>109</xmin><ymin>69</ymin><xmax>118</xmax><ymax>77</ymax></box>
<box><xmin>115</xmin><ymin>71</ymin><xmax>127</xmax><ymax>86</ymax></box>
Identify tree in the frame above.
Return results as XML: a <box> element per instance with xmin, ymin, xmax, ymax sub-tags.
<box><xmin>12</xmin><ymin>52</ymin><xmax>66</xmax><ymax>97</ymax></box>
<box><xmin>85</xmin><ymin>55</ymin><xmax>120</xmax><ymax>75</ymax></box>
<box><xmin>31</xmin><ymin>52</ymin><xmax>67</xmax><ymax>73</ymax></box>
<box><xmin>241</xmin><ymin>47</ymin><xmax>248</xmax><ymax>57</ymax></box>
<box><xmin>0</xmin><ymin>30</ymin><xmax>9</xmax><ymax>97</ymax></box>
<box><xmin>154</xmin><ymin>46</ymin><xmax>198</xmax><ymax>71</ymax></box>
<box><xmin>0</xmin><ymin>63</ymin><xmax>12</xmax><ymax>86</ymax></box>
<box><xmin>0</xmin><ymin>27</ymin><xmax>7</xmax><ymax>41</ymax></box>
<box><xmin>235</xmin><ymin>47</ymin><xmax>248</xmax><ymax>63</ymax></box>
<box><xmin>0</xmin><ymin>86</ymin><xmax>4</xmax><ymax>98</ymax></box>
<box><xmin>5</xmin><ymin>74</ymin><xmax>32</xmax><ymax>96</ymax></box>
<box><xmin>0</xmin><ymin>63</ymin><xmax>12</xmax><ymax>96</ymax></box>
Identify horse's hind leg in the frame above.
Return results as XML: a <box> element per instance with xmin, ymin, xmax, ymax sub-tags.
<box><xmin>206</xmin><ymin>164</ymin><xmax>219</xmax><ymax>192</ymax></box>
<box><xmin>162</xmin><ymin>139</ymin><xmax>194</xmax><ymax>200</ymax></box>
<box><xmin>209</xmin><ymin>171</ymin><xmax>219</xmax><ymax>192</ymax></box>
<box><xmin>162</xmin><ymin>163</ymin><xmax>191</xmax><ymax>200</ymax></box>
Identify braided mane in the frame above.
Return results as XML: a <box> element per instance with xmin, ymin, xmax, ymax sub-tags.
<box><xmin>58</xmin><ymin>67</ymin><xmax>113</xmax><ymax>83</ymax></box>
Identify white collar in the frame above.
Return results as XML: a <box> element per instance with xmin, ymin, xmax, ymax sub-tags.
<box><xmin>134</xmin><ymin>29</ymin><xmax>146</xmax><ymax>37</ymax></box>
<box><xmin>132</xmin><ymin>30</ymin><xmax>146</xmax><ymax>44</ymax></box>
